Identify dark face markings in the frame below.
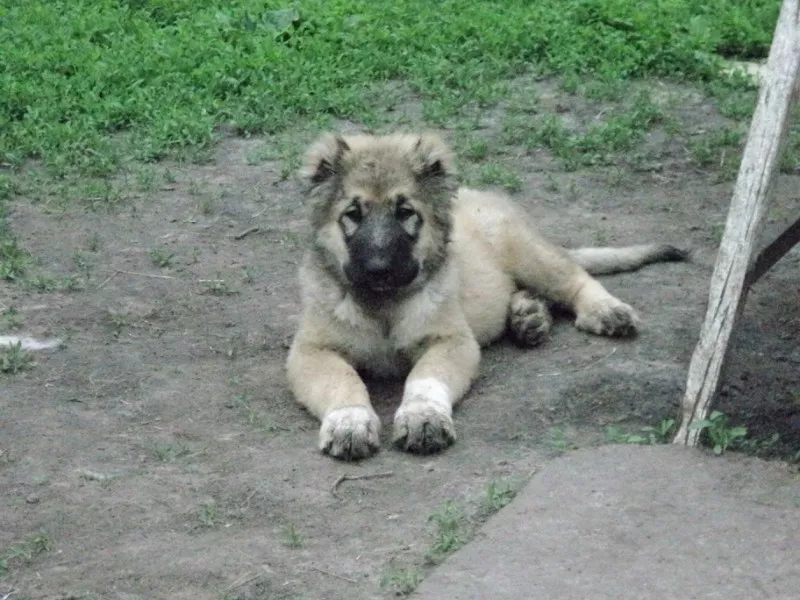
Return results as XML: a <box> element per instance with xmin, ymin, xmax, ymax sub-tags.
<box><xmin>340</xmin><ymin>195</ymin><xmax>421</xmax><ymax>293</ymax></box>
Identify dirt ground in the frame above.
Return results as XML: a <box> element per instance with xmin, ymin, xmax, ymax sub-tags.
<box><xmin>1</xmin><ymin>78</ymin><xmax>799</xmax><ymax>600</ymax></box>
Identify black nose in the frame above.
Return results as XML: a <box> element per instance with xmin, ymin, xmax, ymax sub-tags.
<box><xmin>364</xmin><ymin>254</ymin><xmax>392</xmax><ymax>277</ymax></box>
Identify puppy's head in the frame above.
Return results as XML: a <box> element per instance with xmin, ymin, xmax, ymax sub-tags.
<box><xmin>302</xmin><ymin>132</ymin><xmax>456</xmax><ymax>297</ymax></box>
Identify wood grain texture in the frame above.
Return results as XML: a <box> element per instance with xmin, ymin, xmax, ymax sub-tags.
<box><xmin>674</xmin><ymin>0</ymin><xmax>800</xmax><ymax>445</ymax></box>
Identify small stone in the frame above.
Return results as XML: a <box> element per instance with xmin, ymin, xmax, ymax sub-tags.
<box><xmin>26</xmin><ymin>494</ymin><xmax>40</xmax><ymax>504</ymax></box>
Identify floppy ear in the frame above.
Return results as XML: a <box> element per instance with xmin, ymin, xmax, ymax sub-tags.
<box><xmin>301</xmin><ymin>134</ymin><xmax>350</xmax><ymax>185</ymax></box>
<box><xmin>411</xmin><ymin>133</ymin><xmax>456</xmax><ymax>181</ymax></box>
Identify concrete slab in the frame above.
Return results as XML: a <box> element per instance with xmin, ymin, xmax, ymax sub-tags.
<box><xmin>413</xmin><ymin>445</ymin><xmax>800</xmax><ymax>600</ymax></box>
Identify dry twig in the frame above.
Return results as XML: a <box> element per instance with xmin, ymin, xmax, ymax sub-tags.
<box><xmin>535</xmin><ymin>347</ymin><xmax>617</xmax><ymax>378</ymax></box>
<box><xmin>233</xmin><ymin>226</ymin><xmax>261</xmax><ymax>240</ymax></box>
<box><xmin>331</xmin><ymin>471</ymin><xmax>394</xmax><ymax>498</ymax></box>
<box><xmin>99</xmin><ymin>269</ymin><xmax>175</xmax><ymax>280</ymax></box>
<box><xmin>310</xmin><ymin>566</ymin><xmax>358</xmax><ymax>583</ymax></box>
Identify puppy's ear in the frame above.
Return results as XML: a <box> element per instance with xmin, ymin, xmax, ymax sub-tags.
<box><xmin>301</xmin><ymin>134</ymin><xmax>350</xmax><ymax>185</ymax></box>
<box><xmin>411</xmin><ymin>133</ymin><xmax>456</xmax><ymax>181</ymax></box>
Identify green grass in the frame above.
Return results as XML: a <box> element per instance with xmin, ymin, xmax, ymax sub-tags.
<box><xmin>149</xmin><ymin>247</ymin><xmax>176</xmax><ymax>268</ymax></box>
<box><xmin>482</xmin><ymin>478</ymin><xmax>519</xmax><ymax>513</ymax></box>
<box><xmin>504</xmin><ymin>88</ymin><xmax>667</xmax><ymax>169</ymax></box>
<box><xmin>0</xmin><ymin>1</ymin><xmax>779</xmax><ymax>180</ymax></box>
<box><xmin>547</xmin><ymin>427</ymin><xmax>579</xmax><ymax>453</ymax></box>
<box><xmin>425</xmin><ymin>501</ymin><xmax>467</xmax><ymax>565</ymax></box>
<box><xmin>0</xmin><ymin>533</ymin><xmax>52</xmax><ymax>576</ymax></box>
<box><xmin>152</xmin><ymin>441</ymin><xmax>190</xmax><ymax>462</ymax></box>
<box><xmin>477</xmin><ymin>163</ymin><xmax>523</xmax><ymax>192</ymax></box>
<box><xmin>0</xmin><ymin>342</ymin><xmax>35</xmax><ymax>374</ymax></box>
<box><xmin>282</xmin><ymin>523</ymin><xmax>305</xmax><ymax>549</ymax></box>
<box><xmin>688</xmin><ymin>410</ymin><xmax>748</xmax><ymax>455</ymax></box>
<box><xmin>197</xmin><ymin>501</ymin><xmax>223</xmax><ymax>528</ymax></box>
<box><xmin>1</xmin><ymin>306</ymin><xmax>22</xmax><ymax>331</ymax></box>
<box><xmin>605</xmin><ymin>418</ymin><xmax>677</xmax><ymax>445</ymax></box>
<box><xmin>380</xmin><ymin>566</ymin><xmax>423</xmax><ymax>597</ymax></box>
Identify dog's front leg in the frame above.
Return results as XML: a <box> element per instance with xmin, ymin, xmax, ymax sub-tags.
<box><xmin>287</xmin><ymin>343</ymin><xmax>380</xmax><ymax>460</ymax></box>
<box><xmin>393</xmin><ymin>333</ymin><xmax>480</xmax><ymax>454</ymax></box>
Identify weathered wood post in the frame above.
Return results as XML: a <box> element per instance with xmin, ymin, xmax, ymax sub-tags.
<box><xmin>674</xmin><ymin>0</ymin><xmax>800</xmax><ymax>445</ymax></box>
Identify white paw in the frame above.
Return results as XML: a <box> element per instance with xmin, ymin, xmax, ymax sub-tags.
<box><xmin>393</xmin><ymin>382</ymin><xmax>455</xmax><ymax>454</ymax></box>
<box><xmin>319</xmin><ymin>406</ymin><xmax>381</xmax><ymax>461</ymax></box>
<box><xmin>575</xmin><ymin>301</ymin><xmax>639</xmax><ymax>337</ymax></box>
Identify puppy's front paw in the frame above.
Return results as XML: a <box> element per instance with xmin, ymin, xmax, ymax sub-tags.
<box><xmin>393</xmin><ymin>400</ymin><xmax>456</xmax><ymax>455</ymax></box>
<box><xmin>575</xmin><ymin>301</ymin><xmax>639</xmax><ymax>337</ymax></box>
<box><xmin>319</xmin><ymin>406</ymin><xmax>381</xmax><ymax>461</ymax></box>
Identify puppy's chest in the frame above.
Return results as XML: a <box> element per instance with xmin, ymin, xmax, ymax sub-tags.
<box><xmin>331</xmin><ymin>296</ymin><xmax>429</xmax><ymax>377</ymax></box>
<box><xmin>345</xmin><ymin>332</ymin><xmax>411</xmax><ymax>378</ymax></box>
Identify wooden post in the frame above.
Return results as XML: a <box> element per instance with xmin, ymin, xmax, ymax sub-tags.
<box><xmin>674</xmin><ymin>0</ymin><xmax>800</xmax><ymax>446</ymax></box>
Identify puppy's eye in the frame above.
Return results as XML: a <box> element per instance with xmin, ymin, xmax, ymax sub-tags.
<box><xmin>395</xmin><ymin>204</ymin><xmax>416</xmax><ymax>221</ymax></box>
<box><xmin>342</xmin><ymin>203</ymin><xmax>362</xmax><ymax>223</ymax></box>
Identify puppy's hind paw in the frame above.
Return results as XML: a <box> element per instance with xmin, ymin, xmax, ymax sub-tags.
<box><xmin>575</xmin><ymin>302</ymin><xmax>639</xmax><ymax>337</ymax></box>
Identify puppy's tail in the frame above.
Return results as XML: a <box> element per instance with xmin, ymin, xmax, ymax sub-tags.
<box><xmin>567</xmin><ymin>244</ymin><xmax>689</xmax><ymax>276</ymax></box>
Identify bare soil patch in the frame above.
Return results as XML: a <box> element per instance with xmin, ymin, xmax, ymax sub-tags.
<box><xmin>1</xmin><ymin>78</ymin><xmax>798</xmax><ymax>599</ymax></box>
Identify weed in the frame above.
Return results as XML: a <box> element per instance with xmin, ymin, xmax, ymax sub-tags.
<box><xmin>230</xmin><ymin>393</ymin><xmax>289</xmax><ymax>434</ymax></box>
<box><xmin>0</xmin><ymin>238</ymin><xmax>30</xmax><ymax>281</ymax></box>
<box><xmin>25</xmin><ymin>274</ymin><xmax>81</xmax><ymax>293</ymax></box>
<box><xmin>1</xmin><ymin>342</ymin><xmax>34</xmax><ymax>374</ymax></box>
<box><xmin>240</xmin><ymin>266</ymin><xmax>256</xmax><ymax>285</ymax></box>
<box><xmin>0</xmin><ymin>174</ymin><xmax>19</xmax><ymax>201</ymax></box>
<box><xmin>688</xmin><ymin>410</ymin><xmax>747</xmax><ymax>455</ymax></box>
<box><xmin>198</xmin><ymin>195</ymin><xmax>215</xmax><ymax>216</ymax></box>
<box><xmin>187</xmin><ymin>180</ymin><xmax>203</xmax><ymax>197</ymax></box>
<box><xmin>25</xmin><ymin>275</ymin><xmax>56</xmax><ymax>292</ymax></box>
<box><xmin>245</xmin><ymin>144</ymin><xmax>279</xmax><ymax>166</ymax></box>
<box><xmin>506</xmin><ymin>89</ymin><xmax>540</xmax><ymax>114</ymax></box>
<box><xmin>425</xmin><ymin>501</ymin><xmax>466</xmax><ymax>564</ymax></box>
<box><xmin>593</xmin><ymin>228</ymin><xmax>610</xmax><ymax>246</ymax></box>
<box><xmin>477</xmin><ymin>164</ymin><xmax>522</xmax><ymax>193</ymax></box>
<box><xmin>198</xmin><ymin>502</ymin><xmax>222</xmax><ymax>528</ymax></box>
<box><xmin>200</xmin><ymin>278</ymin><xmax>236</xmax><ymax>296</ymax></box>
<box><xmin>163</xmin><ymin>168</ymin><xmax>177</xmax><ymax>184</ymax></box>
<box><xmin>72</xmin><ymin>251</ymin><xmax>93</xmax><ymax>277</ymax></box>
<box><xmin>0</xmin><ymin>533</ymin><xmax>52</xmax><ymax>575</ymax></box>
<box><xmin>149</xmin><ymin>248</ymin><xmax>176</xmax><ymax>269</ymax></box>
<box><xmin>85</xmin><ymin>233</ymin><xmax>102</xmax><ymax>253</ymax></box>
<box><xmin>280</xmin><ymin>154</ymin><xmax>302</xmax><ymax>180</ymax></box>
<box><xmin>152</xmin><ymin>441</ymin><xmax>190</xmax><ymax>463</ymax></box>
<box><xmin>605</xmin><ymin>419</ymin><xmax>676</xmax><ymax>445</ymax></box>
<box><xmin>135</xmin><ymin>167</ymin><xmax>158</xmax><ymax>194</ymax></box>
<box><xmin>779</xmin><ymin>125</ymin><xmax>800</xmax><ymax>174</ymax></box>
<box><xmin>60</xmin><ymin>275</ymin><xmax>84</xmax><ymax>292</ymax></box>
<box><xmin>739</xmin><ymin>432</ymin><xmax>781</xmax><ymax>457</ymax></box>
<box><xmin>584</xmin><ymin>77</ymin><xmax>626</xmax><ymax>102</ymax></box>
<box><xmin>106</xmin><ymin>311</ymin><xmax>129</xmax><ymax>337</ymax></box>
<box><xmin>483</xmin><ymin>479</ymin><xmax>517</xmax><ymax>513</ymax></box>
<box><xmin>560</xmin><ymin>74</ymin><xmax>581</xmax><ymax>94</ymax></box>
<box><xmin>29</xmin><ymin>275</ymin><xmax>56</xmax><ymax>292</ymax></box>
<box><xmin>380</xmin><ymin>566</ymin><xmax>423</xmax><ymax>596</ymax></box>
<box><xmin>690</xmin><ymin>127</ymin><xmax>745</xmax><ymax>168</ymax></box>
<box><xmin>710</xmin><ymin>223</ymin><xmax>726</xmax><ymax>246</ymax></box>
<box><xmin>543</xmin><ymin>175</ymin><xmax>560</xmax><ymax>193</ymax></box>
<box><xmin>282</xmin><ymin>524</ymin><xmax>305</xmax><ymax>549</ymax></box>
<box><xmin>547</xmin><ymin>427</ymin><xmax>578</xmax><ymax>453</ymax></box>
<box><xmin>2</xmin><ymin>306</ymin><xmax>22</xmax><ymax>330</ymax></box>
<box><xmin>707</xmin><ymin>76</ymin><xmax>758</xmax><ymax>120</ymax></box>
<box><xmin>463</xmin><ymin>138</ymin><xmax>490</xmax><ymax>162</ymax></box>
<box><xmin>81</xmin><ymin>180</ymin><xmax>123</xmax><ymax>210</ymax></box>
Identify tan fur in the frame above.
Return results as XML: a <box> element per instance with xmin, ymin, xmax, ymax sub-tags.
<box><xmin>287</xmin><ymin>132</ymin><xmax>686</xmax><ymax>460</ymax></box>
